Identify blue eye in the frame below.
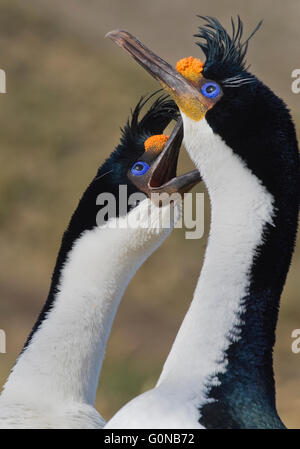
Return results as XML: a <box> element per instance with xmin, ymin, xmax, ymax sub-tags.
<box><xmin>131</xmin><ymin>161</ymin><xmax>150</xmax><ymax>176</ymax></box>
<box><xmin>201</xmin><ymin>82</ymin><xmax>221</xmax><ymax>99</ymax></box>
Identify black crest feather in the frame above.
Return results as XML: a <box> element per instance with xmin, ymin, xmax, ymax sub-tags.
<box><xmin>96</xmin><ymin>92</ymin><xmax>179</xmax><ymax>183</ymax></box>
<box><xmin>121</xmin><ymin>92</ymin><xmax>179</xmax><ymax>148</ymax></box>
<box><xmin>195</xmin><ymin>16</ymin><xmax>262</xmax><ymax>73</ymax></box>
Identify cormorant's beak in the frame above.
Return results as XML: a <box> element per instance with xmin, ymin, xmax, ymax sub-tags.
<box><xmin>106</xmin><ymin>30</ymin><xmax>217</xmax><ymax>121</ymax></box>
<box><xmin>147</xmin><ymin>119</ymin><xmax>201</xmax><ymax>196</ymax></box>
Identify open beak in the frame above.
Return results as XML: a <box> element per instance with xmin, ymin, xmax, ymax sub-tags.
<box><xmin>147</xmin><ymin>119</ymin><xmax>200</xmax><ymax>196</ymax></box>
<box><xmin>106</xmin><ymin>29</ymin><xmax>216</xmax><ymax>121</ymax></box>
<box><xmin>148</xmin><ymin>118</ymin><xmax>201</xmax><ymax>195</ymax></box>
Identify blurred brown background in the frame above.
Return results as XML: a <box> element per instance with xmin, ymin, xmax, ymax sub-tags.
<box><xmin>0</xmin><ymin>0</ymin><xmax>299</xmax><ymax>428</ymax></box>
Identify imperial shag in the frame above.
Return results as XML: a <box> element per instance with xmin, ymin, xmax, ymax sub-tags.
<box><xmin>106</xmin><ymin>16</ymin><xmax>299</xmax><ymax>429</ymax></box>
<box><xmin>0</xmin><ymin>95</ymin><xmax>200</xmax><ymax>429</ymax></box>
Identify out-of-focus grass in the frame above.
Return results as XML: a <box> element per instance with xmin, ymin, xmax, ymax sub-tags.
<box><xmin>0</xmin><ymin>0</ymin><xmax>299</xmax><ymax>428</ymax></box>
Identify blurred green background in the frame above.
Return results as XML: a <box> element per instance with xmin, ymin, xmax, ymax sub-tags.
<box><xmin>0</xmin><ymin>0</ymin><xmax>299</xmax><ymax>428</ymax></box>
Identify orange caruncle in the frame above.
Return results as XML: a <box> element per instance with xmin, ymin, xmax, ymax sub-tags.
<box><xmin>144</xmin><ymin>134</ymin><xmax>169</xmax><ymax>153</ymax></box>
<box><xmin>176</xmin><ymin>57</ymin><xmax>204</xmax><ymax>83</ymax></box>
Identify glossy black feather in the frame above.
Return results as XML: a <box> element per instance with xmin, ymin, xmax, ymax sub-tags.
<box><xmin>121</xmin><ymin>92</ymin><xmax>179</xmax><ymax>149</ymax></box>
<box><xmin>195</xmin><ymin>16</ymin><xmax>262</xmax><ymax>81</ymax></box>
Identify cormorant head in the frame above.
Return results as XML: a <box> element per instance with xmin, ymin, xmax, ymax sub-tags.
<box><xmin>66</xmin><ymin>94</ymin><xmax>200</xmax><ymax>237</ymax></box>
<box><xmin>97</xmin><ymin>93</ymin><xmax>200</xmax><ymax>204</ymax></box>
<box><xmin>71</xmin><ymin>94</ymin><xmax>201</xmax><ymax>231</ymax></box>
<box><xmin>106</xmin><ymin>18</ymin><xmax>299</xmax><ymax>200</ymax></box>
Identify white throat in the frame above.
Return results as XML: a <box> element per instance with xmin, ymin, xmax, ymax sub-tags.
<box><xmin>157</xmin><ymin>116</ymin><xmax>274</xmax><ymax>407</ymax></box>
<box><xmin>2</xmin><ymin>199</ymin><xmax>178</xmax><ymax>409</ymax></box>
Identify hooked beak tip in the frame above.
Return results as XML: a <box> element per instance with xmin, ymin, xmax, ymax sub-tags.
<box><xmin>105</xmin><ymin>29</ymin><xmax>129</xmax><ymax>43</ymax></box>
<box><xmin>105</xmin><ymin>29</ymin><xmax>118</xmax><ymax>39</ymax></box>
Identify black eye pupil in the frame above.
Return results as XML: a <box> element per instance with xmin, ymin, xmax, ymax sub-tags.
<box><xmin>134</xmin><ymin>163</ymin><xmax>144</xmax><ymax>171</ymax></box>
<box><xmin>206</xmin><ymin>85</ymin><xmax>216</xmax><ymax>93</ymax></box>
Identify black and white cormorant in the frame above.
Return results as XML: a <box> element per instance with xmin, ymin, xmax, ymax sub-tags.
<box><xmin>0</xmin><ymin>95</ymin><xmax>200</xmax><ymax>428</ymax></box>
<box><xmin>106</xmin><ymin>16</ymin><xmax>299</xmax><ymax>429</ymax></box>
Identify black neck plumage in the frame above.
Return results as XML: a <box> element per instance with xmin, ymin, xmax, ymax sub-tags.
<box><xmin>22</xmin><ymin>168</ymin><xmax>136</xmax><ymax>351</ymax></box>
<box><xmin>200</xmin><ymin>108</ymin><xmax>299</xmax><ymax>429</ymax></box>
